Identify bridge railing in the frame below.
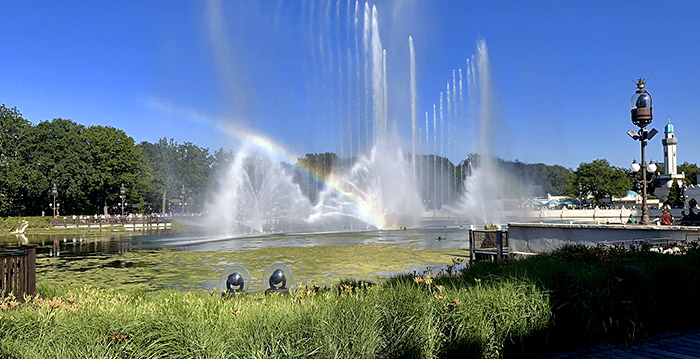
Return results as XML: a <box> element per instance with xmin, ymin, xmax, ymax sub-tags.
<box><xmin>49</xmin><ymin>216</ymin><xmax>172</xmax><ymax>228</ymax></box>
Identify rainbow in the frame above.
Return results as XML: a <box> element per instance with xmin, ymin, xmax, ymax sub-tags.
<box><xmin>145</xmin><ymin>97</ymin><xmax>387</xmax><ymax>229</ymax></box>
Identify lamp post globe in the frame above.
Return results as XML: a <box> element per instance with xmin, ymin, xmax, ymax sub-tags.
<box><xmin>631</xmin><ymin>79</ymin><xmax>653</xmax><ymax>128</ymax></box>
<box><xmin>647</xmin><ymin>161</ymin><xmax>657</xmax><ymax>174</ymax></box>
<box><xmin>630</xmin><ymin>160</ymin><xmax>641</xmax><ymax>173</ymax></box>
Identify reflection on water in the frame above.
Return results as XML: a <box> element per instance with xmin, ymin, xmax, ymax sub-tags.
<box><xmin>138</xmin><ymin>227</ymin><xmax>470</xmax><ymax>252</ymax></box>
<box><xmin>2</xmin><ymin>227</ymin><xmax>471</xmax><ymax>257</ymax></box>
<box><xmin>1</xmin><ymin>227</ymin><xmax>471</xmax><ymax>292</ymax></box>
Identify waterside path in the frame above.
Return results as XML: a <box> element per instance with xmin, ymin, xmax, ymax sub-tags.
<box><xmin>540</xmin><ymin>330</ymin><xmax>700</xmax><ymax>359</ymax></box>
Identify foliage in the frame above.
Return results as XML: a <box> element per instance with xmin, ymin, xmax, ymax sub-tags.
<box><xmin>0</xmin><ymin>277</ymin><xmax>549</xmax><ymax>359</ymax></box>
<box><xmin>4</xmin><ymin>103</ymin><xmax>698</xmax><ymax>216</ymax></box>
<box><xmin>666</xmin><ymin>180</ymin><xmax>684</xmax><ymax>208</ymax></box>
<box><xmin>139</xmin><ymin>139</ymin><xmax>179</xmax><ymax>214</ymax></box>
<box><xmin>294</xmin><ymin>153</ymin><xmax>340</xmax><ymax>204</ymax></box>
<box><xmin>0</xmin><ymin>105</ymin><xmax>226</xmax><ymax>216</ymax></box>
<box><xmin>175</xmin><ymin>142</ymin><xmax>214</xmax><ymax>213</ymax></box>
<box><xmin>139</xmin><ymin>139</ymin><xmax>216</xmax><ymax>214</ymax></box>
<box><xmin>569</xmin><ymin>159</ymin><xmax>631</xmax><ymax>205</ymax></box>
<box><xmin>24</xmin><ymin>118</ymin><xmax>93</xmax><ymax>215</ymax></box>
<box><xmin>6</xmin><ymin>240</ymin><xmax>700</xmax><ymax>357</ymax></box>
<box><xmin>679</xmin><ymin>161</ymin><xmax>700</xmax><ymax>185</ymax></box>
<box><xmin>464</xmin><ymin>243</ymin><xmax>700</xmax><ymax>355</ymax></box>
<box><xmin>83</xmin><ymin>126</ymin><xmax>150</xmax><ymax>214</ymax></box>
<box><xmin>0</xmin><ymin>216</ymin><xmax>50</xmax><ymax>232</ymax></box>
<box><xmin>500</xmin><ymin>160</ymin><xmax>573</xmax><ymax>196</ymax></box>
<box><xmin>0</xmin><ymin>105</ymin><xmax>32</xmax><ymax>216</ymax></box>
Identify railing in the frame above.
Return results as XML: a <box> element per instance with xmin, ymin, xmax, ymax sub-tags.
<box><xmin>469</xmin><ymin>229</ymin><xmax>508</xmax><ymax>262</ymax></box>
<box><xmin>50</xmin><ymin>216</ymin><xmax>172</xmax><ymax>230</ymax></box>
<box><xmin>0</xmin><ymin>244</ymin><xmax>37</xmax><ymax>299</ymax></box>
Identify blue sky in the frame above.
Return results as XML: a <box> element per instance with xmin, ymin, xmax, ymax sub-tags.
<box><xmin>1</xmin><ymin>0</ymin><xmax>699</xmax><ymax>170</ymax></box>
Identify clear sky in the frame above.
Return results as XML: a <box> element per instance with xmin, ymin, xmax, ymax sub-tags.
<box><xmin>1</xmin><ymin>0</ymin><xmax>699</xmax><ymax>170</ymax></box>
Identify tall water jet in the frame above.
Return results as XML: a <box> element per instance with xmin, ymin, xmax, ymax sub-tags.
<box><xmin>447</xmin><ymin>39</ymin><xmax>507</xmax><ymax>224</ymax></box>
<box><xmin>409</xmin><ymin>36</ymin><xmax>417</xmax><ymax>181</ymax></box>
<box><xmin>432</xmin><ymin>104</ymin><xmax>437</xmax><ymax>209</ymax></box>
<box><xmin>370</xmin><ymin>5</ymin><xmax>385</xmax><ymax>144</ymax></box>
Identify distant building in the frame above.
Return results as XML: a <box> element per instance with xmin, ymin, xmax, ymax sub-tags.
<box><xmin>654</xmin><ymin>118</ymin><xmax>685</xmax><ymax>201</ymax></box>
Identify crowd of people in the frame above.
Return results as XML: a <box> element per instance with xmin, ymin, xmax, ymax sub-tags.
<box><xmin>626</xmin><ymin>198</ymin><xmax>700</xmax><ymax>226</ymax></box>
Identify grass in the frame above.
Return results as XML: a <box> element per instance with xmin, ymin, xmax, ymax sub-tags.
<box><xmin>0</xmin><ymin>215</ymin><xmax>177</xmax><ymax>235</ymax></box>
<box><xmin>0</xmin><ymin>216</ymin><xmax>51</xmax><ymax>233</ymax></box>
<box><xmin>462</xmin><ymin>242</ymin><xmax>700</xmax><ymax>355</ymax></box>
<box><xmin>4</xmin><ymin>241</ymin><xmax>700</xmax><ymax>358</ymax></box>
<box><xmin>0</xmin><ymin>276</ymin><xmax>549</xmax><ymax>359</ymax></box>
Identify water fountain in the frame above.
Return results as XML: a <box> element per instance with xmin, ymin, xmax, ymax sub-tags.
<box><xmin>207</xmin><ymin>2</ymin><xmax>507</xmax><ymax>237</ymax></box>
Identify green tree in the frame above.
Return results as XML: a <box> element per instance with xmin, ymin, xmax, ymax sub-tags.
<box><xmin>0</xmin><ymin>105</ymin><xmax>32</xmax><ymax>216</ymax></box>
<box><xmin>176</xmin><ymin>142</ymin><xmax>214</xmax><ymax>213</ymax></box>
<box><xmin>570</xmin><ymin>159</ymin><xmax>631</xmax><ymax>205</ymax></box>
<box><xmin>211</xmin><ymin>147</ymin><xmax>235</xmax><ymax>176</ymax></box>
<box><xmin>295</xmin><ymin>153</ymin><xmax>340</xmax><ymax>204</ymax></box>
<box><xmin>83</xmin><ymin>126</ymin><xmax>148</xmax><ymax>214</ymax></box>
<box><xmin>139</xmin><ymin>138</ymin><xmax>179</xmax><ymax>213</ymax></box>
<box><xmin>519</xmin><ymin>162</ymin><xmax>573</xmax><ymax>196</ymax></box>
<box><xmin>24</xmin><ymin>118</ymin><xmax>93</xmax><ymax>216</ymax></box>
<box><xmin>678</xmin><ymin>162</ymin><xmax>700</xmax><ymax>185</ymax></box>
<box><xmin>297</xmin><ymin>153</ymin><xmax>339</xmax><ymax>180</ymax></box>
<box><xmin>666</xmin><ymin>180</ymin><xmax>684</xmax><ymax>208</ymax></box>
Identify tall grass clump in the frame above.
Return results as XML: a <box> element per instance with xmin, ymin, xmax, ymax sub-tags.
<box><xmin>0</xmin><ymin>275</ymin><xmax>550</xmax><ymax>359</ymax></box>
<box><xmin>462</xmin><ymin>242</ymin><xmax>700</xmax><ymax>355</ymax></box>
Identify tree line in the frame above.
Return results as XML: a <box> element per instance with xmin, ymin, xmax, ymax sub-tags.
<box><xmin>3</xmin><ymin>104</ymin><xmax>699</xmax><ymax>217</ymax></box>
<box><xmin>0</xmin><ymin>105</ymin><xmax>232</xmax><ymax>217</ymax></box>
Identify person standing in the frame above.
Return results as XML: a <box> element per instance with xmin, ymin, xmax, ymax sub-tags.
<box><xmin>661</xmin><ymin>209</ymin><xmax>673</xmax><ymax>226</ymax></box>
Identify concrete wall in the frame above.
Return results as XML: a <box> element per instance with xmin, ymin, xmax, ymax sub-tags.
<box><xmin>508</xmin><ymin>222</ymin><xmax>700</xmax><ymax>254</ymax></box>
<box><xmin>520</xmin><ymin>208</ymin><xmax>685</xmax><ymax>223</ymax></box>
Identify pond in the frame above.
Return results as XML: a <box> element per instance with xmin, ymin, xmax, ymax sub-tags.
<box><xmin>1</xmin><ymin>226</ymin><xmax>471</xmax><ymax>293</ymax></box>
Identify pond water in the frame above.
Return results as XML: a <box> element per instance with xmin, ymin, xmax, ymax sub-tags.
<box><xmin>1</xmin><ymin>226</ymin><xmax>471</xmax><ymax>293</ymax></box>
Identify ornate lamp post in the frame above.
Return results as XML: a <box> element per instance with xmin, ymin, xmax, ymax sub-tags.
<box><xmin>119</xmin><ymin>184</ymin><xmax>126</xmax><ymax>216</ymax></box>
<box><xmin>630</xmin><ymin>159</ymin><xmax>658</xmax><ymax>218</ymax></box>
<box><xmin>628</xmin><ymin>79</ymin><xmax>659</xmax><ymax>225</ymax></box>
<box><xmin>180</xmin><ymin>185</ymin><xmax>186</xmax><ymax>215</ymax></box>
<box><xmin>578</xmin><ymin>183</ymin><xmax>583</xmax><ymax>209</ymax></box>
<box><xmin>50</xmin><ymin>183</ymin><xmax>58</xmax><ymax>217</ymax></box>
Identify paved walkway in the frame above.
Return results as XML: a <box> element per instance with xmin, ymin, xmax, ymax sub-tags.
<box><xmin>540</xmin><ymin>330</ymin><xmax>700</xmax><ymax>358</ymax></box>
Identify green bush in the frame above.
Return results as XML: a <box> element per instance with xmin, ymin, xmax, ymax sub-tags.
<box><xmin>465</xmin><ymin>243</ymin><xmax>700</xmax><ymax>355</ymax></box>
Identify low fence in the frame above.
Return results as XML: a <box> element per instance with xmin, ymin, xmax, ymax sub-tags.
<box><xmin>469</xmin><ymin>229</ymin><xmax>508</xmax><ymax>262</ymax></box>
<box><xmin>0</xmin><ymin>244</ymin><xmax>37</xmax><ymax>299</ymax></box>
<box><xmin>50</xmin><ymin>217</ymin><xmax>171</xmax><ymax>230</ymax></box>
